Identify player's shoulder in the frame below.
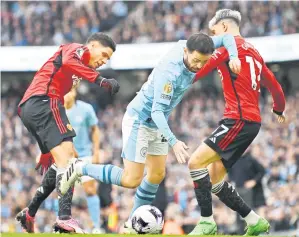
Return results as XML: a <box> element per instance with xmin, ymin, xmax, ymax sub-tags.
<box><xmin>155</xmin><ymin>40</ymin><xmax>185</xmax><ymax>78</ymax></box>
<box><xmin>236</xmin><ymin>37</ymin><xmax>264</xmax><ymax>60</ymax></box>
<box><xmin>62</xmin><ymin>43</ymin><xmax>86</xmax><ymax>57</ymax></box>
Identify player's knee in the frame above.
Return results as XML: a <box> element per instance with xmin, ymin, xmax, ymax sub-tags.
<box><xmin>147</xmin><ymin>169</ymin><xmax>165</xmax><ymax>184</ymax></box>
<box><xmin>121</xmin><ymin>173</ymin><xmax>143</xmax><ymax>188</ymax></box>
<box><xmin>188</xmin><ymin>153</ymin><xmax>205</xmax><ymax>169</ymax></box>
<box><xmin>85</xmin><ymin>187</ymin><xmax>97</xmax><ymax>196</ymax></box>
<box><xmin>83</xmin><ymin>183</ymin><xmax>97</xmax><ymax>195</ymax></box>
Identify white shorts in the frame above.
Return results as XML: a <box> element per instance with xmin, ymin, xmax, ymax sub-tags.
<box><xmin>121</xmin><ymin>112</ymin><xmax>168</xmax><ymax>164</ymax></box>
<box><xmin>78</xmin><ymin>156</ymin><xmax>94</xmax><ymax>183</ymax></box>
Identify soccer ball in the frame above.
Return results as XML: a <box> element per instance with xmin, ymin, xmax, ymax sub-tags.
<box><xmin>131</xmin><ymin>205</ymin><xmax>164</xmax><ymax>234</ymax></box>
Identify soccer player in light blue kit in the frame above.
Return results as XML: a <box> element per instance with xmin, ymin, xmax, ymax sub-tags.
<box><xmin>64</xmin><ymin>88</ymin><xmax>102</xmax><ymax>233</ymax></box>
<box><xmin>60</xmin><ymin>33</ymin><xmax>241</xmax><ymax>232</ymax></box>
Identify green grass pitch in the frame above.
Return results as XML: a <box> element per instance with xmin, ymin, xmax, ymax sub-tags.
<box><xmin>1</xmin><ymin>234</ymin><xmax>284</xmax><ymax>237</ymax></box>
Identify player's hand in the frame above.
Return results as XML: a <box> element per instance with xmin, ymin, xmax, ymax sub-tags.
<box><xmin>272</xmin><ymin>109</ymin><xmax>286</xmax><ymax>123</ymax></box>
<box><xmin>229</xmin><ymin>58</ymin><xmax>241</xmax><ymax>74</ymax></box>
<box><xmin>172</xmin><ymin>140</ymin><xmax>190</xmax><ymax>164</ymax></box>
<box><xmin>35</xmin><ymin>153</ymin><xmax>55</xmax><ymax>176</ymax></box>
<box><xmin>244</xmin><ymin>180</ymin><xmax>256</xmax><ymax>189</ymax></box>
<box><xmin>101</xmin><ymin>78</ymin><xmax>120</xmax><ymax>96</ymax></box>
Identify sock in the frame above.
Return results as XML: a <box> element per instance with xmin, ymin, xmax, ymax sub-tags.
<box><xmin>55</xmin><ymin>167</ymin><xmax>73</xmax><ymax>218</ymax></box>
<box><xmin>86</xmin><ymin>195</ymin><xmax>101</xmax><ymax>229</ymax></box>
<box><xmin>213</xmin><ymin>181</ymin><xmax>252</xmax><ymax>218</ymax></box>
<box><xmin>190</xmin><ymin>168</ymin><xmax>213</xmax><ymax>218</ymax></box>
<box><xmin>82</xmin><ymin>164</ymin><xmax>123</xmax><ymax>186</ymax></box>
<box><xmin>28</xmin><ymin>164</ymin><xmax>57</xmax><ymax>217</ymax></box>
<box><xmin>58</xmin><ymin>185</ymin><xmax>74</xmax><ymax>218</ymax></box>
<box><xmin>130</xmin><ymin>178</ymin><xmax>159</xmax><ymax>217</ymax></box>
<box><xmin>56</xmin><ymin>167</ymin><xmax>65</xmax><ymax>196</ymax></box>
<box><xmin>243</xmin><ymin>210</ymin><xmax>260</xmax><ymax>226</ymax></box>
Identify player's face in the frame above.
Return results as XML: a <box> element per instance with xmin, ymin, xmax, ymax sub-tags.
<box><xmin>88</xmin><ymin>41</ymin><xmax>113</xmax><ymax>69</ymax></box>
<box><xmin>210</xmin><ymin>22</ymin><xmax>226</xmax><ymax>36</ymax></box>
<box><xmin>184</xmin><ymin>48</ymin><xmax>211</xmax><ymax>72</ymax></box>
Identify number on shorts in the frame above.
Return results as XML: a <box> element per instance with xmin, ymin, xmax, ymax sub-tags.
<box><xmin>213</xmin><ymin>124</ymin><xmax>229</xmax><ymax>137</ymax></box>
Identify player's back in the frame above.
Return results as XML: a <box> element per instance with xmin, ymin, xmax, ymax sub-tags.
<box><xmin>217</xmin><ymin>36</ymin><xmax>265</xmax><ymax>122</ymax></box>
<box><xmin>66</xmin><ymin>100</ymin><xmax>98</xmax><ymax>157</ymax></box>
<box><xmin>19</xmin><ymin>43</ymin><xmax>91</xmax><ymax>106</ymax></box>
<box><xmin>127</xmin><ymin>40</ymin><xmax>195</xmax><ymax>127</ymax></box>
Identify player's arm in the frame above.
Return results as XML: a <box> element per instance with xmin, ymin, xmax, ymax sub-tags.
<box><xmin>62</xmin><ymin>45</ymin><xmax>119</xmax><ymax>95</ymax></box>
<box><xmin>91</xmin><ymin>125</ymin><xmax>100</xmax><ymax>164</ymax></box>
<box><xmin>260</xmin><ymin>64</ymin><xmax>286</xmax><ymax>123</ymax></box>
<box><xmin>193</xmin><ymin>47</ymin><xmax>230</xmax><ymax>82</ymax></box>
<box><xmin>211</xmin><ymin>34</ymin><xmax>238</xmax><ymax>60</ymax></box>
<box><xmin>87</xmin><ymin>105</ymin><xmax>101</xmax><ymax>164</ymax></box>
<box><xmin>151</xmin><ymin>69</ymin><xmax>189</xmax><ymax>163</ymax></box>
<box><xmin>193</xmin><ymin>35</ymin><xmax>241</xmax><ymax>82</ymax></box>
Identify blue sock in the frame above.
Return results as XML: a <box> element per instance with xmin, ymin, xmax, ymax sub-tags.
<box><xmin>86</xmin><ymin>195</ymin><xmax>100</xmax><ymax>229</ymax></box>
<box><xmin>130</xmin><ymin>178</ymin><xmax>159</xmax><ymax>217</ymax></box>
<box><xmin>82</xmin><ymin>164</ymin><xmax>123</xmax><ymax>186</ymax></box>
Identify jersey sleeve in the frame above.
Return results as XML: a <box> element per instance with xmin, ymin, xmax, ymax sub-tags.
<box><xmin>211</xmin><ymin>34</ymin><xmax>238</xmax><ymax>60</ymax></box>
<box><xmin>260</xmin><ymin>64</ymin><xmax>286</xmax><ymax>113</ymax></box>
<box><xmin>151</xmin><ymin>68</ymin><xmax>177</xmax><ymax>147</ymax></box>
<box><xmin>86</xmin><ymin>104</ymin><xmax>99</xmax><ymax>127</ymax></box>
<box><xmin>193</xmin><ymin>47</ymin><xmax>229</xmax><ymax>82</ymax></box>
<box><xmin>62</xmin><ymin>45</ymin><xmax>99</xmax><ymax>83</ymax></box>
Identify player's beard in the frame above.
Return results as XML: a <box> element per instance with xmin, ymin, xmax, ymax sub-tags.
<box><xmin>183</xmin><ymin>55</ymin><xmax>197</xmax><ymax>73</ymax></box>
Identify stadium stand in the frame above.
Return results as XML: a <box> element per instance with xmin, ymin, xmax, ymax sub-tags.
<box><xmin>1</xmin><ymin>1</ymin><xmax>299</xmax><ymax>46</ymax></box>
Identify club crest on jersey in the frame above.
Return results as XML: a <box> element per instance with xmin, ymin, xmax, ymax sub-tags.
<box><xmin>75</xmin><ymin>48</ymin><xmax>84</xmax><ymax>59</ymax></box>
<box><xmin>163</xmin><ymin>81</ymin><xmax>172</xmax><ymax>94</ymax></box>
<box><xmin>140</xmin><ymin>147</ymin><xmax>147</xmax><ymax>158</ymax></box>
<box><xmin>67</xmin><ymin>124</ymin><xmax>73</xmax><ymax>131</ymax></box>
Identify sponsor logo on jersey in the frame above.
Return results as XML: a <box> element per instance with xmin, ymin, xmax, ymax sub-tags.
<box><xmin>160</xmin><ymin>94</ymin><xmax>172</xmax><ymax>100</ymax></box>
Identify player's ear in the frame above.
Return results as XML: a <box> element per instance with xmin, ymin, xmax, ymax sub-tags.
<box><xmin>222</xmin><ymin>22</ymin><xmax>228</xmax><ymax>32</ymax></box>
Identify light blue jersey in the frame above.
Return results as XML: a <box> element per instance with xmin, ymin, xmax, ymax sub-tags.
<box><xmin>126</xmin><ymin>35</ymin><xmax>237</xmax><ymax>147</ymax></box>
<box><xmin>66</xmin><ymin>100</ymin><xmax>98</xmax><ymax>157</ymax></box>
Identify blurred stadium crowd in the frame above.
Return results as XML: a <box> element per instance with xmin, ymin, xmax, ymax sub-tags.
<box><xmin>1</xmin><ymin>1</ymin><xmax>299</xmax><ymax>46</ymax></box>
<box><xmin>1</xmin><ymin>0</ymin><xmax>299</xmax><ymax>234</ymax></box>
<box><xmin>1</xmin><ymin>82</ymin><xmax>298</xmax><ymax>233</ymax></box>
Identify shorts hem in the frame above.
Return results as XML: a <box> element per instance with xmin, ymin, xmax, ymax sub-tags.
<box><xmin>47</xmin><ymin>133</ymin><xmax>76</xmax><ymax>151</ymax></box>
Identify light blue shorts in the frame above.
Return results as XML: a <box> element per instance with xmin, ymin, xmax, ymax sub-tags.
<box><xmin>121</xmin><ymin>112</ymin><xmax>168</xmax><ymax>164</ymax></box>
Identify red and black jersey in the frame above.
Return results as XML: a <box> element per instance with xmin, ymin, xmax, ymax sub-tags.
<box><xmin>19</xmin><ymin>43</ymin><xmax>99</xmax><ymax>106</ymax></box>
<box><xmin>194</xmin><ymin>36</ymin><xmax>285</xmax><ymax>123</ymax></box>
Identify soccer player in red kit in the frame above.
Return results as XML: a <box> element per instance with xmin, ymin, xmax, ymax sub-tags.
<box><xmin>187</xmin><ymin>10</ymin><xmax>286</xmax><ymax>235</ymax></box>
<box><xmin>16</xmin><ymin>33</ymin><xmax>119</xmax><ymax>233</ymax></box>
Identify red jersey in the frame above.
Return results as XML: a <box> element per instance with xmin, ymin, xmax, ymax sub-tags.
<box><xmin>19</xmin><ymin>43</ymin><xmax>99</xmax><ymax>106</ymax></box>
<box><xmin>194</xmin><ymin>36</ymin><xmax>285</xmax><ymax>123</ymax></box>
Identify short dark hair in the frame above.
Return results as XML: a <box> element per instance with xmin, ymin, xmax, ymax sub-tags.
<box><xmin>186</xmin><ymin>33</ymin><xmax>215</xmax><ymax>55</ymax></box>
<box><xmin>87</xmin><ymin>33</ymin><xmax>116</xmax><ymax>52</ymax></box>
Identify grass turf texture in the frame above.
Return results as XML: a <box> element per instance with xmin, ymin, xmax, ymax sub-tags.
<box><xmin>1</xmin><ymin>234</ymin><xmax>285</xmax><ymax>237</ymax></box>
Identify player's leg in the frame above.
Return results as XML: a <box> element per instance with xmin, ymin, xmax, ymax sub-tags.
<box><xmin>208</xmin><ymin>161</ymin><xmax>255</xmax><ymax>221</ymax></box>
<box><xmin>130</xmin><ymin>154</ymin><xmax>167</xmax><ymax>216</ymax></box>
<box><xmin>16</xmin><ymin>163</ymin><xmax>57</xmax><ymax>233</ymax></box>
<box><xmin>60</xmin><ymin>112</ymin><xmax>148</xmax><ymax>192</ymax></box>
<box><xmin>82</xmin><ymin>178</ymin><xmax>101</xmax><ymax>231</ymax></box>
<box><xmin>188</xmin><ymin>142</ymin><xmax>219</xmax><ymax>235</ymax></box>
<box><xmin>209</xmin><ymin>162</ymin><xmax>269</xmax><ymax>234</ymax></box>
